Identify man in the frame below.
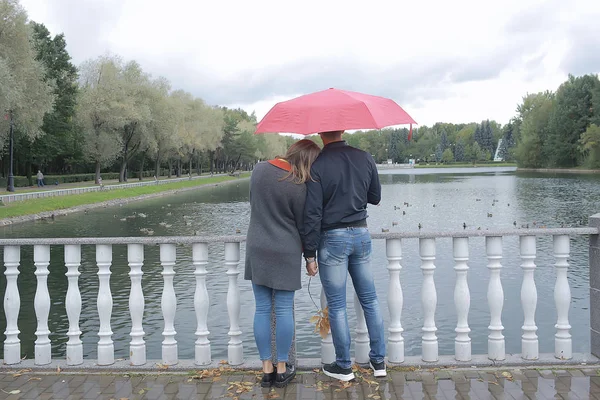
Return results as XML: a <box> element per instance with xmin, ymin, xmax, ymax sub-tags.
<box><xmin>303</xmin><ymin>130</ymin><xmax>385</xmax><ymax>381</ymax></box>
<box><xmin>36</xmin><ymin>170</ymin><xmax>44</xmax><ymax>187</ymax></box>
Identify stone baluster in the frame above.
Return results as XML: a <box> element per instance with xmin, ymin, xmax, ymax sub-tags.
<box><xmin>96</xmin><ymin>244</ymin><xmax>114</xmax><ymax>365</ymax></box>
<box><xmin>354</xmin><ymin>293</ymin><xmax>369</xmax><ymax>364</ymax></box>
<box><xmin>225</xmin><ymin>242</ymin><xmax>243</xmax><ymax>365</ymax></box>
<box><xmin>128</xmin><ymin>244</ymin><xmax>146</xmax><ymax>365</ymax></box>
<box><xmin>420</xmin><ymin>238</ymin><xmax>438</xmax><ymax>362</ymax></box>
<box><xmin>453</xmin><ymin>237</ymin><xmax>471</xmax><ymax>362</ymax></box>
<box><xmin>486</xmin><ymin>236</ymin><xmax>505</xmax><ymax>360</ymax></box>
<box><xmin>65</xmin><ymin>244</ymin><xmax>83</xmax><ymax>365</ymax></box>
<box><xmin>3</xmin><ymin>246</ymin><xmax>21</xmax><ymax>365</ymax></box>
<box><xmin>520</xmin><ymin>236</ymin><xmax>538</xmax><ymax>360</ymax></box>
<box><xmin>34</xmin><ymin>245</ymin><xmax>52</xmax><ymax>365</ymax></box>
<box><xmin>160</xmin><ymin>243</ymin><xmax>178</xmax><ymax>365</ymax></box>
<box><xmin>386</xmin><ymin>238</ymin><xmax>404</xmax><ymax>363</ymax></box>
<box><xmin>554</xmin><ymin>235</ymin><xmax>572</xmax><ymax>359</ymax></box>
<box><xmin>193</xmin><ymin>243</ymin><xmax>211</xmax><ymax>365</ymax></box>
<box><xmin>320</xmin><ymin>286</ymin><xmax>335</xmax><ymax>364</ymax></box>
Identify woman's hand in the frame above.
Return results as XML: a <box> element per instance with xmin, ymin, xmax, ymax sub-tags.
<box><xmin>305</xmin><ymin>259</ymin><xmax>318</xmax><ymax>276</ymax></box>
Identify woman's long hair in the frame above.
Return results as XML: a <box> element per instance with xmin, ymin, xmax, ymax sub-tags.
<box><xmin>278</xmin><ymin>139</ymin><xmax>321</xmax><ymax>184</ymax></box>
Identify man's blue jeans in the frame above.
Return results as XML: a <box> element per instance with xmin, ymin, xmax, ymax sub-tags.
<box><xmin>318</xmin><ymin>227</ymin><xmax>385</xmax><ymax>369</ymax></box>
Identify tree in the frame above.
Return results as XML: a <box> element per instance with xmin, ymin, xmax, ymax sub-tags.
<box><xmin>545</xmin><ymin>74</ymin><xmax>599</xmax><ymax>167</ymax></box>
<box><xmin>29</xmin><ymin>22</ymin><xmax>79</xmax><ymax>175</ymax></box>
<box><xmin>440</xmin><ymin>130</ymin><xmax>449</xmax><ymax>151</ymax></box>
<box><xmin>579</xmin><ymin>124</ymin><xmax>600</xmax><ymax>169</ymax></box>
<box><xmin>0</xmin><ymin>0</ymin><xmax>55</xmax><ymax>150</ymax></box>
<box><xmin>454</xmin><ymin>140</ymin><xmax>465</xmax><ymax>162</ymax></box>
<box><xmin>498</xmin><ymin>121</ymin><xmax>516</xmax><ymax>161</ymax></box>
<box><xmin>117</xmin><ymin>61</ymin><xmax>153</xmax><ymax>182</ymax></box>
<box><xmin>442</xmin><ymin>148</ymin><xmax>454</xmax><ymax>163</ymax></box>
<box><xmin>76</xmin><ymin>56</ymin><xmax>127</xmax><ymax>183</ymax></box>
<box><xmin>482</xmin><ymin>120</ymin><xmax>495</xmax><ymax>156</ymax></box>
<box><xmin>471</xmin><ymin>142</ymin><xmax>485</xmax><ymax>162</ymax></box>
<box><xmin>514</xmin><ymin>91</ymin><xmax>554</xmax><ymax>168</ymax></box>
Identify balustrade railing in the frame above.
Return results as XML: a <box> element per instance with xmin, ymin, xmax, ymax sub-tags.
<box><xmin>1</xmin><ymin>220</ymin><xmax>600</xmax><ymax>368</ymax></box>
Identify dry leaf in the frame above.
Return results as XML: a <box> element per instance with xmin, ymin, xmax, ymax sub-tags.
<box><xmin>27</xmin><ymin>377</ymin><xmax>42</xmax><ymax>382</ymax></box>
<box><xmin>310</xmin><ymin>307</ymin><xmax>331</xmax><ymax>338</ymax></box>
<box><xmin>57</xmin><ymin>366</ymin><xmax>61</xmax><ymax>374</ymax></box>
<box><xmin>8</xmin><ymin>390</ymin><xmax>21</xmax><ymax>395</ymax></box>
<box><xmin>220</xmin><ymin>360</ymin><xmax>228</xmax><ymax>364</ymax></box>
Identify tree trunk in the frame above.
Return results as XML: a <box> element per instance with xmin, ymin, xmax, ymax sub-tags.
<box><xmin>95</xmin><ymin>161</ymin><xmax>101</xmax><ymax>184</ymax></box>
<box><xmin>209</xmin><ymin>151</ymin><xmax>214</xmax><ymax>175</ymax></box>
<box><xmin>188</xmin><ymin>155</ymin><xmax>193</xmax><ymax>177</ymax></box>
<box><xmin>154</xmin><ymin>154</ymin><xmax>160</xmax><ymax>178</ymax></box>
<box><xmin>138</xmin><ymin>158</ymin><xmax>145</xmax><ymax>181</ymax></box>
<box><xmin>26</xmin><ymin>162</ymin><xmax>32</xmax><ymax>186</ymax></box>
<box><xmin>119</xmin><ymin>158</ymin><xmax>128</xmax><ymax>183</ymax></box>
<box><xmin>168</xmin><ymin>159</ymin><xmax>173</xmax><ymax>178</ymax></box>
<box><xmin>197</xmin><ymin>153</ymin><xmax>201</xmax><ymax>175</ymax></box>
<box><xmin>176</xmin><ymin>159</ymin><xmax>182</xmax><ymax>177</ymax></box>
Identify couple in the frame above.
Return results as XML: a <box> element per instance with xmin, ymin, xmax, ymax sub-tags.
<box><xmin>244</xmin><ymin>130</ymin><xmax>385</xmax><ymax>388</ymax></box>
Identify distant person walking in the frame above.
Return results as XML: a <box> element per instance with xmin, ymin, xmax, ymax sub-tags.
<box><xmin>36</xmin><ymin>170</ymin><xmax>45</xmax><ymax>187</ymax></box>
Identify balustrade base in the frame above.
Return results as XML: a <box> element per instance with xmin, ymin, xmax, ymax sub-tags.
<box><xmin>0</xmin><ymin>353</ymin><xmax>597</xmax><ymax>373</ymax></box>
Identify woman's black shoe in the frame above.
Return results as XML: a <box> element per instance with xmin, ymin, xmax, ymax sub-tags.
<box><xmin>261</xmin><ymin>370</ymin><xmax>276</xmax><ymax>387</ymax></box>
<box><xmin>274</xmin><ymin>364</ymin><xmax>296</xmax><ymax>388</ymax></box>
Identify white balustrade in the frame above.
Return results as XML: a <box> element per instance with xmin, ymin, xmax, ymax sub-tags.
<box><xmin>193</xmin><ymin>243</ymin><xmax>211</xmax><ymax>365</ymax></box>
<box><xmin>3</xmin><ymin>246</ymin><xmax>21</xmax><ymax>365</ymax></box>
<box><xmin>96</xmin><ymin>244</ymin><xmax>114</xmax><ymax>365</ymax></box>
<box><xmin>554</xmin><ymin>235</ymin><xmax>572</xmax><ymax>359</ymax></box>
<box><xmin>34</xmin><ymin>245</ymin><xmax>52</xmax><ymax>365</ymax></box>
<box><xmin>520</xmin><ymin>236</ymin><xmax>538</xmax><ymax>360</ymax></box>
<box><xmin>486</xmin><ymin>236</ymin><xmax>505</xmax><ymax>361</ymax></box>
<box><xmin>320</xmin><ymin>286</ymin><xmax>335</xmax><ymax>364</ymax></box>
<box><xmin>453</xmin><ymin>237</ymin><xmax>471</xmax><ymax>362</ymax></box>
<box><xmin>386</xmin><ymin>238</ymin><xmax>404</xmax><ymax>363</ymax></box>
<box><xmin>128</xmin><ymin>244</ymin><xmax>146</xmax><ymax>365</ymax></box>
<box><xmin>65</xmin><ymin>244</ymin><xmax>83</xmax><ymax>365</ymax></box>
<box><xmin>225</xmin><ymin>242</ymin><xmax>243</xmax><ymax>365</ymax></box>
<box><xmin>353</xmin><ymin>293</ymin><xmax>369</xmax><ymax>364</ymax></box>
<box><xmin>0</xmin><ymin>224</ymin><xmax>594</xmax><ymax>369</ymax></box>
<box><xmin>420</xmin><ymin>238</ymin><xmax>438</xmax><ymax>362</ymax></box>
<box><xmin>160</xmin><ymin>243</ymin><xmax>178</xmax><ymax>365</ymax></box>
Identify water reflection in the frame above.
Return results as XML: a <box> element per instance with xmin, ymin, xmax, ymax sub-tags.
<box><xmin>1</xmin><ymin>170</ymin><xmax>598</xmax><ymax>361</ymax></box>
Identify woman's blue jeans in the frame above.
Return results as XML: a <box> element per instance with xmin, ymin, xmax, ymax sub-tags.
<box><xmin>252</xmin><ymin>283</ymin><xmax>295</xmax><ymax>362</ymax></box>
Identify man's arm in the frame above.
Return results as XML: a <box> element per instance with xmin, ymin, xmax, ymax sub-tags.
<box><xmin>302</xmin><ymin>167</ymin><xmax>323</xmax><ymax>258</ymax></box>
<box><xmin>367</xmin><ymin>155</ymin><xmax>381</xmax><ymax>205</ymax></box>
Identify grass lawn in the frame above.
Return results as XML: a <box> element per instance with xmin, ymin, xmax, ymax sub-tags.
<box><xmin>415</xmin><ymin>162</ymin><xmax>517</xmax><ymax>168</ymax></box>
<box><xmin>0</xmin><ymin>174</ymin><xmax>249</xmax><ymax>219</ymax></box>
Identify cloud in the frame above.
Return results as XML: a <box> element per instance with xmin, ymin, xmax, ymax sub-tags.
<box><xmin>561</xmin><ymin>26</ymin><xmax>600</xmax><ymax>76</ymax></box>
<box><xmin>44</xmin><ymin>0</ymin><xmax>124</xmax><ymax>63</ymax></box>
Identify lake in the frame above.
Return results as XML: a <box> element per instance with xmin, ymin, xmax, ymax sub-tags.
<box><xmin>1</xmin><ymin>167</ymin><xmax>598</xmax><ymax>361</ymax></box>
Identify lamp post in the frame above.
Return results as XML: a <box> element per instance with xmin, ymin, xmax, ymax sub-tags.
<box><xmin>5</xmin><ymin>110</ymin><xmax>15</xmax><ymax>192</ymax></box>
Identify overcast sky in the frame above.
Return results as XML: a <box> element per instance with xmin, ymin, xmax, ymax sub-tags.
<box><xmin>20</xmin><ymin>0</ymin><xmax>600</xmax><ymax>127</ymax></box>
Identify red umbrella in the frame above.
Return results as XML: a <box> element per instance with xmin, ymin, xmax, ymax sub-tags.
<box><xmin>255</xmin><ymin>88</ymin><xmax>417</xmax><ymax>139</ymax></box>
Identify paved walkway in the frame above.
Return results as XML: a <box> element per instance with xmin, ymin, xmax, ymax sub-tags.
<box><xmin>0</xmin><ymin>365</ymin><xmax>599</xmax><ymax>399</ymax></box>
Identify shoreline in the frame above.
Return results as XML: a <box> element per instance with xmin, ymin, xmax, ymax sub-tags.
<box><xmin>517</xmin><ymin>167</ymin><xmax>600</xmax><ymax>174</ymax></box>
<box><xmin>0</xmin><ymin>176</ymin><xmax>249</xmax><ymax>227</ymax></box>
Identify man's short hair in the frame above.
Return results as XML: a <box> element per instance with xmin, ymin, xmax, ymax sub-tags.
<box><xmin>319</xmin><ymin>130</ymin><xmax>344</xmax><ymax>140</ymax></box>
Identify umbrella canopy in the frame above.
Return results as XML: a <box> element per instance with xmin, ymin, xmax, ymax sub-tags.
<box><xmin>255</xmin><ymin>88</ymin><xmax>417</xmax><ymax>136</ymax></box>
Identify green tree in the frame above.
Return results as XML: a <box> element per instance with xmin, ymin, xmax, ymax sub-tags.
<box><xmin>454</xmin><ymin>140</ymin><xmax>465</xmax><ymax>161</ymax></box>
<box><xmin>28</xmin><ymin>22</ymin><xmax>79</xmax><ymax>176</ymax></box>
<box><xmin>514</xmin><ymin>91</ymin><xmax>554</xmax><ymax>168</ymax></box>
<box><xmin>441</xmin><ymin>148</ymin><xmax>454</xmax><ymax>163</ymax></box>
<box><xmin>545</xmin><ymin>74</ymin><xmax>599</xmax><ymax>167</ymax></box>
<box><xmin>471</xmin><ymin>142</ymin><xmax>485</xmax><ymax>162</ymax></box>
<box><xmin>579</xmin><ymin>124</ymin><xmax>600</xmax><ymax>168</ymax></box>
<box><xmin>76</xmin><ymin>56</ymin><xmax>127</xmax><ymax>183</ymax></box>
<box><xmin>0</xmin><ymin>0</ymin><xmax>55</xmax><ymax>150</ymax></box>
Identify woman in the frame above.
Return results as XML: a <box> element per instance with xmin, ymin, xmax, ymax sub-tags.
<box><xmin>244</xmin><ymin>139</ymin><xmax>321</xmax><ymax>388</ymax></box>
